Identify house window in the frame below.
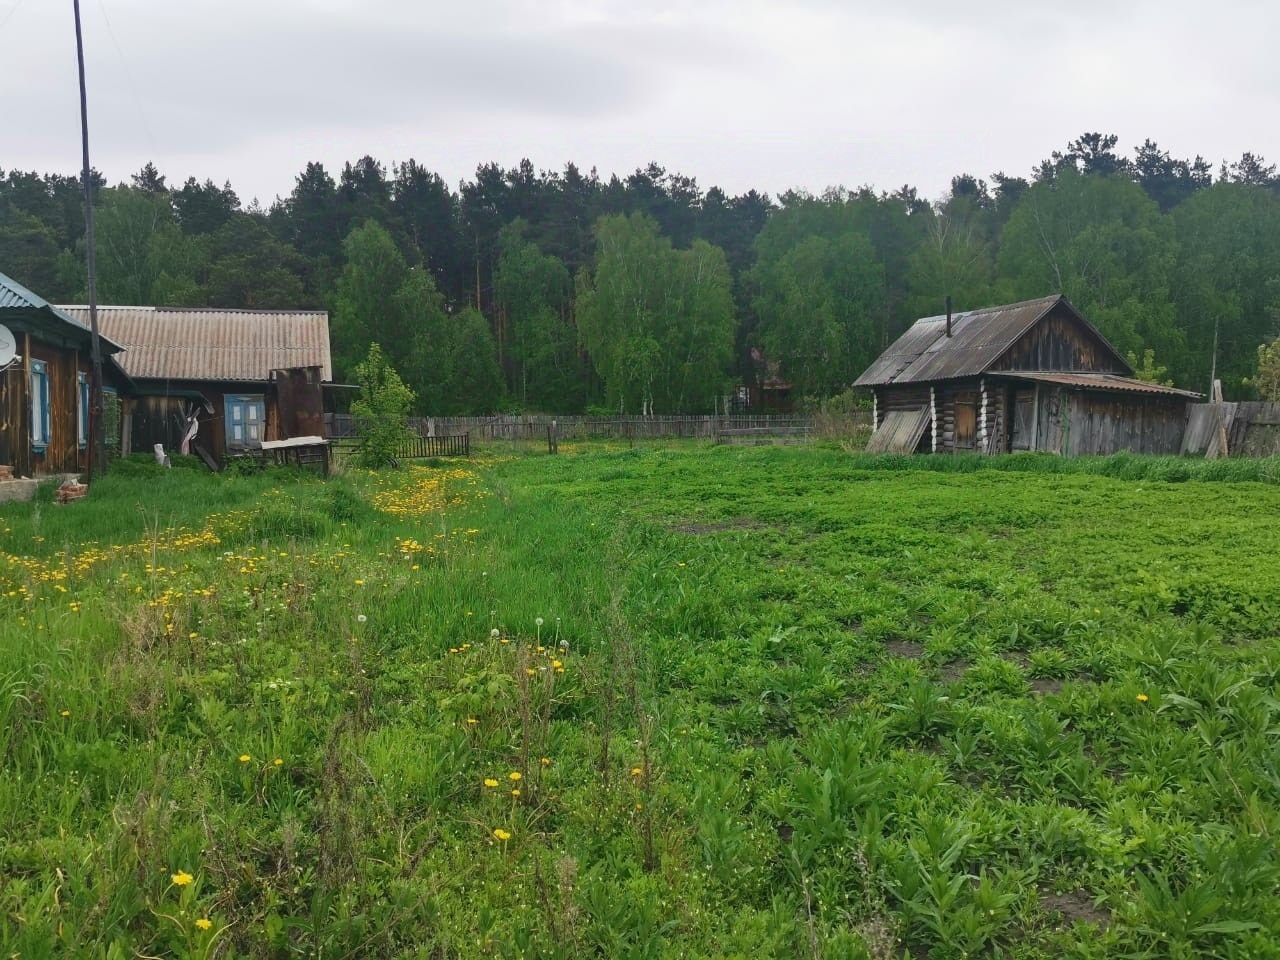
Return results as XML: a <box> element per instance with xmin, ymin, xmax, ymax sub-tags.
<box><xmin>224</xmin><ymin>394</ymin><xmax>265</xmax><ymax>450</ymax></box>
<box><xmin>78</xmin><ymin>372</ymin><xmax>90</xmax><ymax>449</ymax></box>
<box><xmin>30</xmin><ymin>359</ymin><xmax>51</xmax><ymax>452</ymax></box>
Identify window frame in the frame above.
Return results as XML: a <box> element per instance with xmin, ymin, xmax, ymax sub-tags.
<box><xmin>78</xmin><ymin>372</ymin><xmax>90</xmax><ymax>449</ymax></box>
<box><xmin>224</xmin><ymin>394</ymin><xmax>266</xmax><ymax>451</ymax></box>
<box><xmin>30</xmin><ymin>358</ymin><xmax>51</xmax><ymax>453</ymax></box>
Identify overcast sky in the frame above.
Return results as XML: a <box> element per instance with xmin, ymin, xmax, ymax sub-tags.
<box><xmin>2</xmin><ymin>0</ymin><xmax>1277</xmax><ymax>206</ymax></box>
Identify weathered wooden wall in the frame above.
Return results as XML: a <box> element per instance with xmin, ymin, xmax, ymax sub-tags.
<box><xmin>993</xmin><ymin>306</ymin><xmax>1128</xmax><ymax>374</ymax></box>
<box><xmin>125</xmin><ymin>381</ymin><xmax>283</xmax><ymax>468</ymax></box>
<box><xmin>272</xmin><ymin>366</ymin><xmax>324</xmax><ymax>439</ymax></box>
<box><xmin>0</xmin><ymin>359</ymin><xmax>29</xmax><ymax>476</ymax></box>
<box><xmin>27</xmin><ymin>338</ymin><xmax>91</xmax><ymax>475</ymax></box>
<box><xmin>1036</xmin><ymin>389</ymin><xmax>1187</xmax><ymax>455</ymax></box>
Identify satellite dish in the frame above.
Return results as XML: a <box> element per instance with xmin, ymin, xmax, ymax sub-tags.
<box><xmin>0</xmin><ymin>324</ymin><xmax>16</xmax><ymax>369</ymax></box>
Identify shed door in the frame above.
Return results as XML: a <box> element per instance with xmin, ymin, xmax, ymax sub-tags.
<box><xmin>953</xmin><ymin>391</ymin><xmax>977</xmax><ymax>450</ymax></box>
<box><xmin>1010</xmin><ymin>389</ymin><xmax>1035</xmax><ymax>451</ymax></box>
<box><xmin>225</xmin><ymin>394</ymin><xmax>265</xmax><ymax>450</ymax></box>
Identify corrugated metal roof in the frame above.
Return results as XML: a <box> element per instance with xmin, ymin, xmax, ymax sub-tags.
<box><xmin>57</xmin><ymin>306</ymin><xmax>332</xmax><ymax>382</ymax></box>
<box><xmin>0</xmin><ymin>271</ymin><xmax>125</xmax><ymax>351</ymax></box>
<box><xmin>987</xmin><ymin>371</ymin><xmax>1202</xmax><ymax>399</ymax></box>
<box><xmin>856</xmin><ymin>295</ymin><xmax>1063</xmax><ymax>386</ymax></box>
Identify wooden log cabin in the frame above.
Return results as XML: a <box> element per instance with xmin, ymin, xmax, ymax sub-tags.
<box><xmin>57</xmin><ymin>305</ymin><xmax>333</xmax><ymax>470</ymax></box>
<box><xmin>0</xmin><ymin>271</ymin><xmax>128</xmax><ymax>478</ymax></box>
<box><xmin>856</xmin><ymin>295</ymin><xmax>1202</xmax><ymax>455</ymax></box>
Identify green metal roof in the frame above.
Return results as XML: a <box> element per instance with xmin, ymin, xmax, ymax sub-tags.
<box><xmin>0</xmin><ymin>270</ymin><xmax>125</xmax><ymax>352</ymax></box>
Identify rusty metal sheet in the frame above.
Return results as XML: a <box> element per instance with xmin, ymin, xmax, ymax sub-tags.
<box><xmin>865</xmin><ymin>406</ymin><xmax>931</xmax><ymax>453</ymax></box>
<box><xmin>57</xmin><ymin>306</ymin><xmax>332</xmax><ymax>382</ymax></box>
<box><xmin>988</xmin><ymin>371</ymin><xmax>1202</xmax><ymax>399</ymax></box>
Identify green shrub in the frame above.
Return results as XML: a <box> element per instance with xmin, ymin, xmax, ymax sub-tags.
<box><xmin>351</xmin><ymin>343</ymin><xmax>415</xmax><ymax>468</ymax></box>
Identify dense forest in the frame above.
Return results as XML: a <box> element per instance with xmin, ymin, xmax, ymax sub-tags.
<box><xmin>3</xmin><ymin>132</ymin><xmax>1280</xmax><ymax>413</ymax></box>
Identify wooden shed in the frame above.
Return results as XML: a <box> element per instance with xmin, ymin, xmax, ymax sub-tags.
<box><xmin>0</xmin><ymin>271</ymin><xmax>127</xmax><ymax>478</ymax></box>
<box><xmin>58</xmin><ymin>305</ymin><xmax>333</xmax><ymax>469</ymax></box>
<box><xmin>856</xmin><ymin>295</ymin><xmax>1201</xmax><ymax>455</ymax></box>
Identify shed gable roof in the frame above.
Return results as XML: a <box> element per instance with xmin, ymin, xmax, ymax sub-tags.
<box><xmin>57</xmin><ymin>305</ymin><xmax>332</xmax><ymax>382</ymax></box>
<box><xmin>854</xmin><ymin>295</ymin><xmax>1128</xmax><ymax>387</ymax></box>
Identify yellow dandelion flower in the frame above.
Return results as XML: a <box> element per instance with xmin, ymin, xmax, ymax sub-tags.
<box><xmin>1136</xmin><ymin>693</ymin><xmax>1150</xmax><ymax>703</ymax></box>
<box><xmin>238</xmin><ymin>754</ymin><xmax>252</xmax><ymax>763</ymax></box>
<box><xmin>630</xmin><ymin>766</ymin><xmax>643</xmax><ymax>777</ymax></box>
<box><xmin>508</xmin><ymin>771</ymin><xmax>522</xmax><ymax>781</ymax></box>
<box><xmin>59</xmin><ymin>709</ymin><xmax>71</xmax><ymax>717</ymax></box>
<box><xmin>493</xmin><ymin>828</ymin><xmax>512</xmax><ymax>842</ymax></box>
<box><xmin>195</xmin><ymin>918</ymin><xmax>213</xmax><ymax>931</ymax></box>
<box><xmin>511</xmin><ymin>788</ymin><xmax>521</xmax><ymax>797</ymax></box>
<box><xmin>540</xmin><ymin>757</ymin><xmax>551</xmax><ymax>766</ymax></box>
<box><xmin>273</xmin><ymin>758</ymin><xmax>284</xmax><ymax>766</ymax></box>
<box><xmin>171</xmin><ymin>871</ymin><xmax>194</xmax><ymax>886</ymax></box>
<box><xmin>484</xmin><ymin>778</ymin><xmax>500</xmax><ymax>788</ymax></box>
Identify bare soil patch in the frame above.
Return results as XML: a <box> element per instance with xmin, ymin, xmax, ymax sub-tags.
<box><xmin>940</xmin><ymin>660</ymin><xmax>969</xmax><ymax>683</ymax></box>
<box><xmin>885</xmin><ymin>639</ymin><xmax>926</xmax><ymax>659</ymax></box>
<box><xmin>1042</xmin><ymin>890</ymin><xmax>1110</xmax><ymax>929</ymax></box>
<box><xmin>1030</xmin><ymin>677</ymin><xmax>1064</xmax><ymax>695</ymax></box>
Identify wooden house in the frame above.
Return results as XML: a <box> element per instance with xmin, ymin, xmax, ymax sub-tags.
<box><xmin>0</xmin><ymin>271</ymin><xmax>127</xmax><ymax>478</ymax></box>
<box><xmin>856</xmin><ymin>295</ymin><xmax>1201</xmax><ymax>455</ymax></box>
<box><xmin>59</xmin><ymin>305</ymin><xmax>332</xmax><ymax>469</ymax></box>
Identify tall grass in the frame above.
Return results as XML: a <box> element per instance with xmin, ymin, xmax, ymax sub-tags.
<box><xmin>3</xmin><ymin>447</ymin><xmax>1280</xmax><ymax>957</ymax></box>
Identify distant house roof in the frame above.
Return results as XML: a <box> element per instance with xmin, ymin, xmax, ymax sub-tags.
<box><xmin>0</xmin><ymin>271</ymin><xmax>125</xmax><ymax>352</ymax></box>
<box><xmin>57</xmin><ymin>305</ymin><xmax>332</xmax><ymax>382</ymax></box>
<box><xmin>854</xmin><ymin>295</ymin><xmax>1128</xmax><ymax>387</ymax></box>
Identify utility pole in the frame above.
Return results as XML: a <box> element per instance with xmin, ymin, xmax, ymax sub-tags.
<box><xmin>74</xmin><ymin>0</ymin><xmax>107</xmax><ymax>481</ymax></box>
<box><xmin>1209</xmin><ymin>317</ymin><xmax>1219</xmax><ymax>398</ymax></box>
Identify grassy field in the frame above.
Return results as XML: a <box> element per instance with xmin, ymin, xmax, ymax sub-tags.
<box><xmin>3</xmin><ymin>446</ymin><xmax>1280</xmax><ymax>959</ymax></box>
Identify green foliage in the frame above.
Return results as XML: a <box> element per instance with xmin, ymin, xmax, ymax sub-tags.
<box><xmin>95</xmin><ymin>187</ymin><xmax>204</xmax><ymax>305</ymax></box>
<box><xmin>350</xmin><ymin>343</ymin><xmax>414</xmax><ymax>466</ymax></box>
<box><xmin>494</xmin><ymin>221</ymin><xmax>579</xmax><ymax>411</ymax></box>
<box><xmin>753</xmin><ymin>231</ymin><xmax>885</xmax><ymax>397</ymax></box>
<box><xmin>5</xmin><ymin>136</ymin><xmax>1280</xmax><ymax>408</ymax></box>
<box><xmin>999</xmin><ymin>167</ymin><xmax>1184</xmax><ymax>374</ymax></box>
<box><xmin>577</xmin><ymin>214</ymin><xmax>734</xmax><ymax>412</ymax></box>
<box><xmin>3</xmin><ymin>444</ymin><xmax>1280</xmax><ymax>956</ymax></box>
<box><xmin>1126</xmin><ymin>348</ymin><xmax>1173</xmax><ymax>385</ymax></box>
<box><xmin>1245</xmin><ymin>338</ymin><xmax>1280</xmax><ymax>400</ymax></box>
<box><xmin>1172</xmin><ymin>184</ymin><xmax>1280</xmax><ymax>392</ymax></box>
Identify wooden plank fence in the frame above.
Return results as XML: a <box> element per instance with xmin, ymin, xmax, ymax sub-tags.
<box><xmin>324</xmin><ymin>412</ymin><xmax>849</xmax><ymax>443</ymax></box>
<box><xmin>396</xmin><ymin>433</ymin><xmax>471</xmax><ymax>458</ymax></box>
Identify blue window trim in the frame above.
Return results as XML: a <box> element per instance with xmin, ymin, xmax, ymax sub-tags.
<box><xmin>78</xmin><ymin>372</ymin><xmax>90</xmax><ymax>449</ymax></box>
<box><xmin>30</xmin><ymin>359</ymin><xmax>50</xmax><ymax>453</ymax></box>
<box><xmin>224</xmin><ymin>394</ymin><xmax>266</xmax><ymax>450</ymax></box>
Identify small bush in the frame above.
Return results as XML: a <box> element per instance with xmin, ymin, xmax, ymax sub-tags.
<box><xmin>351</xmin><ymin>344</ymin><xmax>415</xmax><ymax>468</ymax></box>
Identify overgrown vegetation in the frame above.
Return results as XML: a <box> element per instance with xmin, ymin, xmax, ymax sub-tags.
<box><xmin>3</xmin><ymin>445</ymin><xmax>1279</xmax><ymax>958</ymax></box>
<box><xmin>349</xmin><ymin>343</ymin><xmax>414</xmax><ymax>467</ymax></box>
